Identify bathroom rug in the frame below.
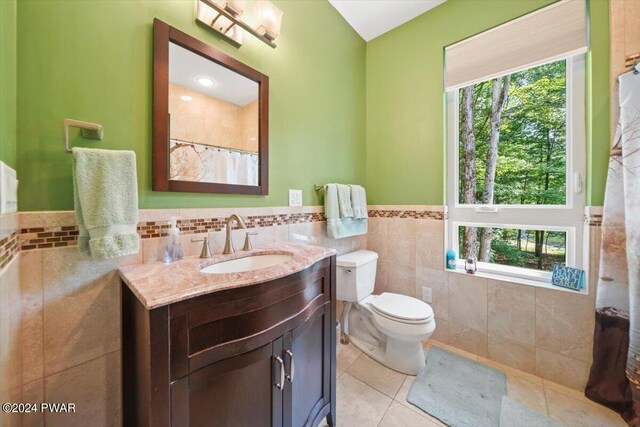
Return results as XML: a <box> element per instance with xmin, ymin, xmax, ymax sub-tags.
<box><xmin>407</xmin><ymin>347</ymin><xmax>566</xmax><ymax>427</ymax></box>
<box><xmin>407</xmin><ymin>346</ymin><xmax>506</xmax><ymax>427</ymax></box>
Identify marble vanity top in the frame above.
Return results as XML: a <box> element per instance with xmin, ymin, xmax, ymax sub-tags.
<box><xmin>119</xmin><ymin>242</ymin><xmax>337</xmax><ymax>309</ymax></box>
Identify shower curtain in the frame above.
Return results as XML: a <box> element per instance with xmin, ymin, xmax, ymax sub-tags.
<box><xmin>586</xmin><ymin>69</ymin><xmax>640</xmax><ymax>425</ymax></box>
<box><xmin>170</xmin><ymin>140</ymin><xmax>259</xmax><ymax>185</ymax></box>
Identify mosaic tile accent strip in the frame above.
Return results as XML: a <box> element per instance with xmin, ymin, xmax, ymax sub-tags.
<box><xmin>138</xmin><ymin>212</ymin><xmax>325</xmax><ymax>239</ymax></box>
<box><xmin>20</xmin><ymin>212</ymin><xmax>327</xmax><ymax>250</ymax></box>
<box><xmin>585</xmin><ymin>213</ymin><xmax>603</xmax><ymax>227</ymax></box>
<box><xmin>20</xmin><ymin>226</ymin><xmax>79</xmax><ymax>251</ymax></box>
<box><xmin>0</xmin><ymin>232</ymin><xmax>20</xmax><ymax>270</ymax></box>
<box><xmin>368</xmin><ymin>209</ymin><xmax>444</xmax><ymax>220</ymax></box>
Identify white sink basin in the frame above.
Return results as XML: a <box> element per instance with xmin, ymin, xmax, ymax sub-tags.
<box><xmin>200</xmin><ymin>254</ymin><xmax>293</xmax><ymax>274</ymax></box>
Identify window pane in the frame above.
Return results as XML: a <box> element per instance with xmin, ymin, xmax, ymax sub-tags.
<box><xmin>458</xmin><ymin>60</ymin><xmax>567</xmax><ymax>205</ymax></box>
<box><xmin>457</xmin><ymin>226</ymin><xmax>566</xmax><ymax>272</ymax></box>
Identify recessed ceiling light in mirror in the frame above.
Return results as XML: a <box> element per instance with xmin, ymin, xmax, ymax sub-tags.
<box><xmin>197</xmin><ymin>77</ymin><xmax>216</xmax><ymax>87</ymax></box>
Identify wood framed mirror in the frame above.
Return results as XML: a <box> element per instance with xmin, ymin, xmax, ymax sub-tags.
<box><xmin>153</xmin><ymin>19</ymin><xmax>269</xmax><ymax>195</ymax></box>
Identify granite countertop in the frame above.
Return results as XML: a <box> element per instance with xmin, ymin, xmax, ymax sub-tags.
<box><xmin>119</xmin><ymin>242</ymin><xmax>337</xmax><ymax>309</ymax></box>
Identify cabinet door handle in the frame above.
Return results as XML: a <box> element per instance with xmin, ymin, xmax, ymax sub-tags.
<box><xmin>285</xmin><ymin>350</ymin><xmax>295</xmax><ymax>383</ymax></box>
<box><xmin>275</xmin><ymin>356</ymin><xmax>285</xmax><ymax>390</ymax></box>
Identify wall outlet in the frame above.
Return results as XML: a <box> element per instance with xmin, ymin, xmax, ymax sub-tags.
<box><xmin>421</xmin><ymin>287</ymin><xmax>432</xmax><ymax>304</ymax></box>
<box><xmin>289</xmin><ymin>189</ymin><xmax>302</xmax><ymax>207</ymax></box>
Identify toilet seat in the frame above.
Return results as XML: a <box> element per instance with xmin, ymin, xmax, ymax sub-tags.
<box><xmin>359</xmin><ymin>293</ymin><xmax>435</xmax><ymax>341</ymax></box>
<box><xmin>367</xmin><ymin>293</ymin><xmax>434</xmax><ymax>324</ymax></box>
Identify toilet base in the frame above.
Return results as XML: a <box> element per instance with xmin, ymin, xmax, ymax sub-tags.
<box><xmin>348</xmin><ymin>334</ymin><xmax>427</xmax><ymax>375</ymax></box>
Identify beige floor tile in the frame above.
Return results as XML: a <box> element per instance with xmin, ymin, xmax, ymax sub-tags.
<box><xmin>346</xmin><ymin>353</ymin><xmax>406</xmax><ymax>398</ymax></box>
<box><xmin>542</xmin><ymin>379</ymin><xmax>594</xmax><ymax>404</ymax></box>
<box><xmin>394</xmin><ymin>377</ymin><xmax>448</xmax><ymax>426</ymax></box>
<box><xmin>545</xmin><ymin>387</ymin><xmax>626</xmax><ymax>427</ymax></box>
<box><xmin>337</xmin><ymin>341</ymin><xmax>361</xmax><ymax>377</ymax></box>
<box><xmin>378</xmin><ymin>401</ymin><xmax>440</xmax><ymax>427</ymax></box>
<box><xmin>332</xmin><ymin>373</ymin><xmax>392</xmax><ymax>427</ymax></box>
<box><xmin>507</xmin><ymin>375</ymin><xmax>548</xmax><ymax>415</ymax></box>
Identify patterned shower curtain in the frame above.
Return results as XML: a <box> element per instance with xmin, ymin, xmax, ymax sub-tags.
<box><xmin>586</xmin><ymin>69</ymin><xmax>640</xmax><ymax>425</ymax></box>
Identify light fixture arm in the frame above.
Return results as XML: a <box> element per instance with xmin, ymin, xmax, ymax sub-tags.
<box><xmin>197</xmin><ymin>0</ymin><xmax>280</xmax><ymax>49</ymax></box>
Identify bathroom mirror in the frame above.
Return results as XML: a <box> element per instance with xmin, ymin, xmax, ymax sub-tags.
<box><xmin>153</xmin><ymin>19</ymin><xmax>269</xmax><ymax>195</ymax></box>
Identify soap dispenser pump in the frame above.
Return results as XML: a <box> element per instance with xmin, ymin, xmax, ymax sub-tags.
<box><xmin>162</xmin><ymin>219</ymin><xmax>184</xmax><ymax>264</ymax></box>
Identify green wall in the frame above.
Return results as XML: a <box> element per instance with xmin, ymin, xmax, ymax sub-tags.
<box><xmin>0</xmin><ymin>0</ymin><xmax>17</xmax><ymax>169</ymax></box>
<box><xmin>366</xmin><ymin>0</ymin><xmax>610</xmax><ymax>206</ymax></box>
<box><xmin>17</xmin><ymin>0</ymin><xmax>366</xmax><ymax>211</ymax></box>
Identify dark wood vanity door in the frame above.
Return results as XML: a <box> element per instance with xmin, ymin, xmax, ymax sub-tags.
<box><xmin>170</xmin><ymin>340</ymin><xmax>284</xmax><ymax>427</ymax></box>
<box><xmin>283</xmin><ymin>302</ymin><xmax>333</xmax><ymax>427</ymax></box>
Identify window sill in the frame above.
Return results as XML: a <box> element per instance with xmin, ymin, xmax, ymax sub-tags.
<box><xmin>445</xmin><ymin>268</ymin><xmax>589</xmax><ymax>295</ymax></box>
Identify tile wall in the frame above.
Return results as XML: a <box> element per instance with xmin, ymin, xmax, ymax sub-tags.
<box><xmin>0</xmin><ymin>206</ymin><xmax>365</xmax><ymax>427</ymax></box>
<box><xmin>0</xmin><ymin>204</ymin><xmax>603</xmax><ymax>426</ymax></box>
<box><xmin>366</xmin><ymin>205</ymin><xmax>601</xmax><ymax>392</ymax></box>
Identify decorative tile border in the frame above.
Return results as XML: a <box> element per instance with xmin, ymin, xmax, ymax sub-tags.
<box><xmin>585</xmin><ymin>214</ymin><xmax>602</xmax><ymax>227</ymax></box>
<box><xmin>137</xmin><ymin>212</ymin><xmax>325</xmax><ymax>240</ymax></box>
<box><xmin>20</xmin><ymin>226</ymin><xmax>79</xmax><ymax>251</ymax></box>
<box><xmin>17</xmin><ymin>211</ymin><xmax>327</xmax><ymax>251</ymax></box>
<box><xmin>0</xmin><ymin>231</ymin><xmax>19</xmax><ymax>270</ymax></box>
<box><xmin>367</xmin><ymin>209</ymin><xmax>444</xmax><ymax>220</ymax></box>
<box><xmin>584</xmin><ymin>207</ymin><xmax>603</xmax><ymax>227</ymax></box>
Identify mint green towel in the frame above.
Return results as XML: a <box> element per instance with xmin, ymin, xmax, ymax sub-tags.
<box><xmin>350</xmin><ymin>184</ymin><xmax>368</xmax><ymax>219</ymax></box>
<box><xmin>336</xmin><ymin>184</ymin><xmax>353</xmax><ymax>218</ymax></box>
<box><xmin>72</xmin><ymin>147</ymin><xmax>139</xmax><ymax>259</ymax></box>
<box><xmin>325</xmin><ymin>184</ymin><xmax>367</xmax><ymax>239</ymax></box>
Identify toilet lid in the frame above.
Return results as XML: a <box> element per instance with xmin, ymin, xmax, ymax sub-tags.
<box><xmin>368</xmin><ymin>292</ymin><xmax>433</xmax><ymax>322</ymax></box>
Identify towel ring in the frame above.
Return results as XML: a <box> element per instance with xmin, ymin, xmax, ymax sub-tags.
<box><xmin>63</xmin><ymin>119</ymin><xmax>103</xmax><ymax>153</ymax></box>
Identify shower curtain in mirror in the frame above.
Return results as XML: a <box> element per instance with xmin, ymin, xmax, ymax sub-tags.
<box><xmin>170</xmin><ymin>140</ymin><xmax>258</xmax><ymax>185</ymax></box>
<box><xmin>586</xmin><ymin>69</ymin><xmax>640</xmax><ymax>425</ymax></box>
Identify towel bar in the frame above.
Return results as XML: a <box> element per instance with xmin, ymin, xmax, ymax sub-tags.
<box><xmin>314</xmin><ymin>184</ymin><xmax>326</xmax><ymax>191</ymax></box>
<box><xmin>63</xmin><ymin>119</ymin><xmax>103</xmax><ymax>153</ymax></box>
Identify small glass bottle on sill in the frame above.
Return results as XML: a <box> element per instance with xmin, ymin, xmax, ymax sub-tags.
<box><xmin>465</xmin><ymin>258</ymin><xmax>477</xmax><ymax>274</ymax></box>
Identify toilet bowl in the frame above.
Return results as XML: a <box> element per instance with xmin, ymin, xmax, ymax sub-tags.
<box><xmin>337</xmin><ymin>250</ymin><xmax>435</xmax><ymax>375</ymax></box>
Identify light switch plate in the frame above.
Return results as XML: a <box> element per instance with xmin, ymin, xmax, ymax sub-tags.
<box><xmin>289</xmin><ymin>189</ymin><xmax>302</xmax><ymax>207</ymax></box>
<box><xmin>0</xmin><ymin>161</ymin><xmax>18</xmax><ymax>215</ymax></box>
<box><xmin>421</xmin><ymin>287</ymin><xmax>432</xmax><ymax>303</ymax></box>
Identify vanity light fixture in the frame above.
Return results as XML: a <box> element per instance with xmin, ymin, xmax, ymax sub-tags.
<box><xmin>252</xmin><ymin>0</ymin><xmax>283</xmax><ymax>42</ymax></box>
<box><xmin>197</xmin><ymin>77</ymin><xmax>216</xmax><ymax>87</ymax></box>
<box><xmin>180</xmin><ymin>95</ymin><xmax>193</xmax><ymax>102</ymax></box>
<box><xmin>195</xmin><ymin>0</ymin><xmax>283</xmax><ymax>49</ymax></box>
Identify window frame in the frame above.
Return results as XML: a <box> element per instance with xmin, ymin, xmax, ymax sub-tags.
<box><xmin>445</xmin><ymin>55</ymin><xmax>586</xmax><ymax>284</ymax></box>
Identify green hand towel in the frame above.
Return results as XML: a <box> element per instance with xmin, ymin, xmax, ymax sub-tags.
<box><xmin>72</xmin><ymin>147</ymin><xmax>139</xmax><ymax>260</ymax></box>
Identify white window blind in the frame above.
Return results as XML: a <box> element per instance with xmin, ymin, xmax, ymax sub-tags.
<box><xmin>444</xmin><ymin>0</ymin><xmax>587</xmax><ymax>90</ymax></box>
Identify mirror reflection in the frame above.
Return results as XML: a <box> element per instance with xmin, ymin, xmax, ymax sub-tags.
<box><xmin>168</xmin><ymin>42</ymin><xmax>259</xmax><ymax>185</ymax></box>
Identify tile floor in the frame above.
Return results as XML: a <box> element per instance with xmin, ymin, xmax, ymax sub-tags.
<box><xmin>321</xmin><ymin>340</ymin><xmax>626</xmax><ymax>427</ymax></box>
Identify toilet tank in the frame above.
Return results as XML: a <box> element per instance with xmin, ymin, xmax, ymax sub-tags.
<box><xmin>336</xmin><ymin>250</ymin><xmax>378</xmax><ymax>302</ymax></box>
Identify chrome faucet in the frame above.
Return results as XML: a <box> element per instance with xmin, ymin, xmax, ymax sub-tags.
<box><xmin>223</xmin><ymin>214</ymin><xmax>247</xmax><ymax>255</ymax></box>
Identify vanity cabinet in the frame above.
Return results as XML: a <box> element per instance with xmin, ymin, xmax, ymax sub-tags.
<box><xmin>122</xmin><ymin>256</ymin><xmax>336</xmax><ymax>427</ymax></box>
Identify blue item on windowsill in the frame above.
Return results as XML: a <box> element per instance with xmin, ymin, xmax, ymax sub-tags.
<box><xmin>551</xmin><ymin>264</ymin><xmax>585</xmax><ymax>291</ymax></box>
<box><xmin>446</xmin><ymin>249</ymin><xmax>457</xmax><ymax>270</ymax></box>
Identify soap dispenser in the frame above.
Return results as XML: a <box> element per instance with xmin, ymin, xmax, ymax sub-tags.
<box><xmin>162</xmin><ymin>219</ymin><xmax>184</xmax><ymax>264</ymax></box>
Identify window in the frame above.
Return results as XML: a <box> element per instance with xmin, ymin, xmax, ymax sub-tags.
<box><xmin>446</xmin><ymin>56</ymin><xmax>586</xmax><ymax>284</ymax></box>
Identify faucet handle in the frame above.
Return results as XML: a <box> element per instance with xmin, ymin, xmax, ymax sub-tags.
<box><xmin>243</xmin><ymin>231</ymin><xmax>258</xmax><ymax>251</ymax></box>
<box><xmin>191</xmin><ymin>236</ymin><xmax>212</xmax><ymax>258</ymax></box>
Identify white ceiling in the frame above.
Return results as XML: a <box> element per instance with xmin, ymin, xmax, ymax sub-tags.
<box><xmin>329</xmin><ymin>0</ymin><xmax>446</xmax><ymax>41</ymax></box>
<box><xmin>169</xmin><ymin>42</ymin><xmax>258</xmax><ymax>107</ymax></box>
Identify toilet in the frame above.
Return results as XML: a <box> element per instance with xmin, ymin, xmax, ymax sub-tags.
<box><xmin>337</xmin><ymin>250</ymin><xmax>435</xmax><ymax>375</ymax></box>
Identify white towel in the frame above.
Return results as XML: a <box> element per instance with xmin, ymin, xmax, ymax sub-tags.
<box><xmin>324</xmin><ymin>183</ymin><xmax>367</xmax><ymax>239</ymax></box>
<box><xmin>336</xmin><ymin>184</ymin><xmax>354</xmax><ymax>218</ymax></box>
<box><xmin>350</xmin><ymin>185</ymin><xmax>368</xmax><ymax>219</ymax></box>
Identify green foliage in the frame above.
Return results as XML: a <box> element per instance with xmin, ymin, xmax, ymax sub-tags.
<box><xmin>458</xmin><ymin>60</ymin><xmax>567</xmax><ymax>205</ymax></box>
